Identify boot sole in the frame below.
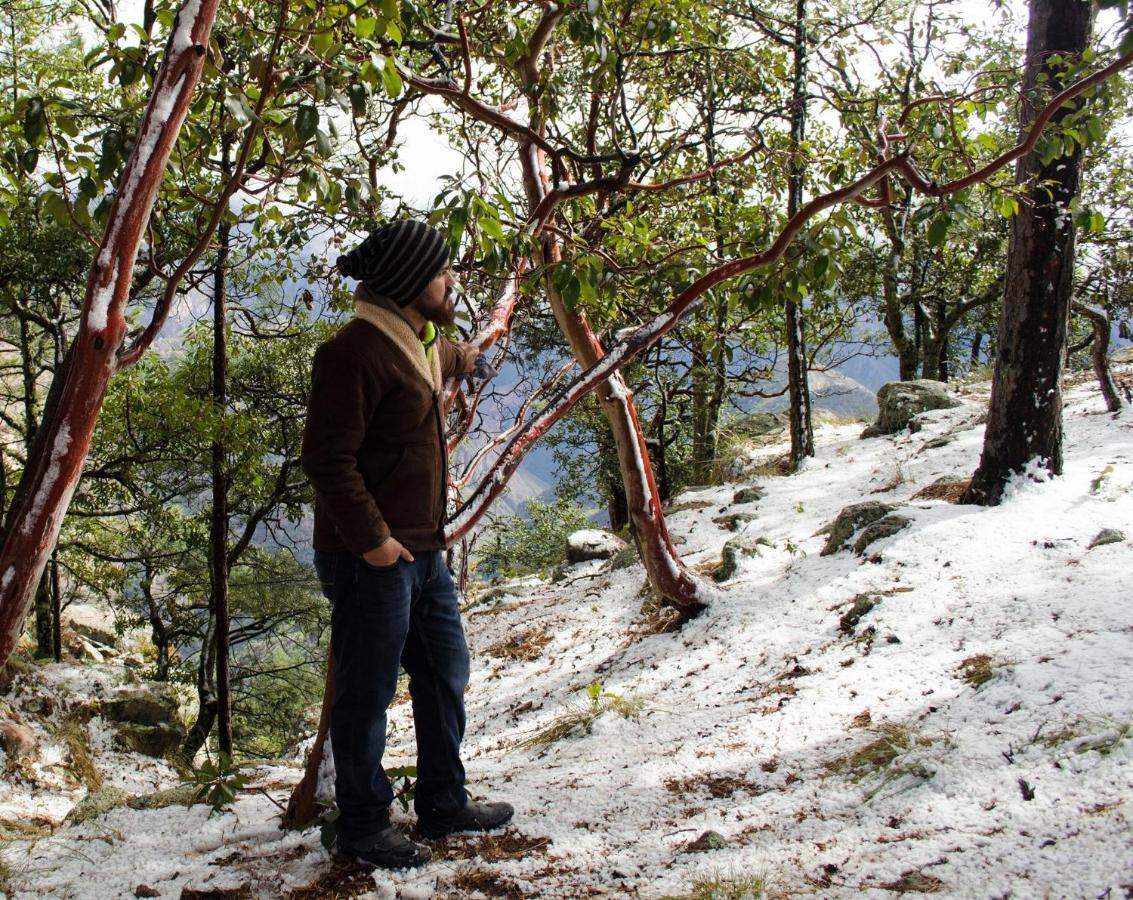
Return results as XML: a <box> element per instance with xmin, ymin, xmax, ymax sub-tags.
<box><xmin>417</xmin><ymin>812</ymin><xmax>514</xmax><ymax>839</ymax></box>
<box><xmin>334</xmin><ymin>847</ymin><xmax>431</xmax><ymax>869</ymax></box>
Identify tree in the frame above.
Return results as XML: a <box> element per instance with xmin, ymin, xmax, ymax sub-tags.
<box><xmin>964</xmin><ymin>0</ymin><xmax>1098</xmax><ymax>505</ymax></box>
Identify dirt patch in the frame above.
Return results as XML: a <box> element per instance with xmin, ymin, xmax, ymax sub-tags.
<box><xmin>434</xmin><ymin>829</ymin><xmax>552</xmax><ymax>861</ymax></box>
<box><xmin>663</xmin><ymin>774</ymin><xmax>768</xmax><ymax>799</ymax></box>
<box><xmin>447</xmin><ymin>866</ymin><xmax>526</xmax><ymax>899</ymax></box>
<box><xmin>285</xmin><ymin>860</ymin><xmax>377</xmax><ymax>899</ymax></box>
<box><xmin>485</xmin><ymin>627</ymin><xmax>551</xmax><ymax>662</ymax></box>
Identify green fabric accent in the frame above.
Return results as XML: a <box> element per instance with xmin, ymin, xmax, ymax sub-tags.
<box><xmin>421</xmin><ymin>320</ymin><xmax>436</xmax><ymax>364</ymax></box>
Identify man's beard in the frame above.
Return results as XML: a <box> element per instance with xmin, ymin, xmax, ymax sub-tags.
<box><xmin>424</xmin><ymin>290</ymin><xmax>457</xmax><ymax>327</ymax></box>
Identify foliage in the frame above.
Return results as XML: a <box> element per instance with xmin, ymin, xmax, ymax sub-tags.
<box><xmin>518</xmin><ymin>681</ymin><xmax>645</xmax><ymax>749</ymax></box>
<box><xmin>475</xmin><ymin>497</ymin><xmax>593</xmax><ymax>579</ymax></box>
<box><xmin>183</xmin><ymin>752</ymin><xmax>249</xmax><ymax>814</ymax></box>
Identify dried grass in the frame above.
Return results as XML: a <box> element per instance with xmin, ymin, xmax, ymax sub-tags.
<box><xmin>448</xmin><ymin>866</ymin><xmax>526</xmax><ymax>899</ymax></box>
<box><xmin>485</xmin><ymin>627</ymin><xmax>551</xmax><ymax>662</ymax></box>
<box><xmin>912</xmin><ymin>478</ymin><xmax>971</xmax><ymax>503</ymax></box>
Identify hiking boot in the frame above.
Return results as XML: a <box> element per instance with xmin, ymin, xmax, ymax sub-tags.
<box><xmin>334</xmin><ymin>826</ymin><xmax>431</xmax><ymax>869</ymax></box>
<box><xmin>417</xmin><ymin>800</ymin><xmax>514</xmax><ymax>839</ymax></box>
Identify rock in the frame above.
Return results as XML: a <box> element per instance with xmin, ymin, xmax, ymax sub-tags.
<box><xmin>839</xmin><ymin>594</ymin><xmax>881</xmax><ymax>634</ymax></box>
<box><xmin>861</xmin><ymin>380</ymin><xmax>961</xmax><ymax>438</ymax></box>
<box><xmin>0</xmin><ymin>719</ymin><xmax>36</xmax><ymax>756</ymax></box>
<box><xmin>134</xmin><ymin>886</ymin><xmax>161</xmax><ymax>899</ymax></box>
<box><xmin>1088</xmin><ymin>528</ymin><xmax>1125</xmax><ymax>549</ymax></box>
<box><xmin>69</xmin><ymin>635</ymin><xmax>105</xmax><ymax>664</ymax></box>
<box><xmin>114</xmin><ymin>722</ymin><xmax>184</xmax><ymax>758</ymax></box>
<box><xmin>820</xmin><ymin>502</ymin><xmax>897</xmax><ymax>555</ymax></box>
<box><xmin>712</xmin><ymin>512</ymin><xmax>755</xmax><ymax>532</ymax></box>
<box><xmin>101</xmin><ymin>685</ymin><xmax>182</xmax><ymax>727</ymax></box>
<box><xmin>715</xmin><ymin>536</ymin><xmax>771</xmax><ymax>582</ymax></box>
<box><xmin>609</xmin><ymin>546</ymin><xmax>639</xmax><ymax>570</ymax></box>
<box><xmin>565</xmin><ymin>529</ymin><xmax>627</xmax><ymax>563</ymax></box>
<box><xmin>731</xmin><ymin>411</ymin><xmax>789</xmax><ymax>437</ymax></box>
<box><xmin>127</xmin><ymin>783</ymin><xmax>198</xmax><ymax>810</ymax></box>
<box><xmin>63</xmin><ymin>603</ymin><xmax>120</xmax><ymax>647</ymax></box>
<box><xmin>853</xmin><ymin>515</ymin><xmax>912</xmax><ymax>555</ymax></box>
<box><xmin>732</xmin><ymin>485</ymin><xmax>766</xmax><ymax>505</ymax></box>
<box><xmin>66</xmin><ymin>786</ymin><xmax>131</xmax><ymax>824</ymax></box>
<box><xmin>685</xmin><ymin>830</ymin><xmax>728</xmax><ymax>853</ymax></box>
<box><xmin>920</xmin><ymin>434</ymin><xmax>957</xmax><ymax>451</ymax></box>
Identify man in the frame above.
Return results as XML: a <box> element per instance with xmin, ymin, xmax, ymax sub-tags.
<box><xmin>301</xmin><ymin>219</ymin><xmax>512</xmax><ymax>869</ymax></box>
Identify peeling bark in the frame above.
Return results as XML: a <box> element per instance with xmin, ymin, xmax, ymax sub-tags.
<box><xmin>0</xmin><ymin>0</ymin><xmax>221</xmax><ymax>669</ymax></box>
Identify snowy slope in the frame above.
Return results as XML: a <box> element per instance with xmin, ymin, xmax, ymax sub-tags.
<box><xmin>2</xmin><ymin>371</ymin><xmax>1131</xmax><ymax>899</ymax></box>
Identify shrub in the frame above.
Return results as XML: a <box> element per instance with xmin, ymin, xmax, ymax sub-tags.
<box><xmin>475</xmin><ymin>498</ymin><xmax>592</xmax><ymax>579</ymax></box>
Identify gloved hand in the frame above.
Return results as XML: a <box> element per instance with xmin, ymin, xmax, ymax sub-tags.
<box><xmin>464</xmin><ymin>353</ymin><xmax>497</xmax><ymax>387</ymax></box>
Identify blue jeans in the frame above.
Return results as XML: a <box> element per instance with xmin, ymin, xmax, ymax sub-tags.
<box><xmin>313</xmin><ymin>549</ymin><xmax>471</xmax><ymax>843</ymax></box>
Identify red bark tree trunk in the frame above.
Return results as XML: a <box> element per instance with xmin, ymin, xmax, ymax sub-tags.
<box><xmin>0</xmin><ymin>0</ymin><xmax>221</xmax><ymax>670</ymax></box>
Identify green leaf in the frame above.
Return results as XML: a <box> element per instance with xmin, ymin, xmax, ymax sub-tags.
<box><xmin>380</xmin><ymin>57</ymin><xmax>402</xmax><ymax>98</ymax></box>
<box><xmin>98</xmin><ymin>130</ymin><xmax>123</xmax><ymax>178</ymax></box>
<box><xmin>354</xmin><ymin>16</ymin><xmax>378</xmax><ymax>39</ymax></box>
<box><xmin>386</xmin><ymin>19</ymin><xmax>402</xmax><ymax>43</ymax></box>
<box><xmin>315</xmin><ymin>127</ymin><xmax>333</xmax><ymax>159</ymax></box>
<box><xmin>310</xmin><ymin>29</ymin><xmax>333</xmax><ymax>56</ymax></box>
<box><xmin>23</xmin><ymin>96</ymin><xmax>45</xmax><ymax>146</ymax></box>
<box><xmin>997</xmin><ymin>195</ymin><xmax>1019</xmax><ymax>219</ymax></box>
<box><xmin>223</xmin><ymin>94</ymin><xmax>252</xmax><ymax>125</ymax></box>
<box><xmin>119</xmin><ymin>60</ymin><xmax>139</xmax><ymax>86</ymax></box>
<box><xmin>347</xmin><ymin>82</ymin><xmax>368</xmax><ymax>116</ymax></box>
<box><xmin>926</xmin><ymin>215</ymin><xmax>950</xmax><ymax>247</ymax></box>
<box><xmin>295</xmin><ymin>104</ymin><xmax>319</xmax><ymax>142</ymax></box>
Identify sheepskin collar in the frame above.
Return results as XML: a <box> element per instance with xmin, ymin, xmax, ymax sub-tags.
<box><xmin>353</xmin><ymin>285</ymin><xmax>443</xmax><ymax>394</ymax></box>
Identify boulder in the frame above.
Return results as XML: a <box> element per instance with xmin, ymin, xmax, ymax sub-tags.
<box><xmin>861</xmin><ymin>380</ymin><xmax>960</xmax><ymax>438</ymax></box>
<box><xmin>715</xmin><ymin>536</ymin><xmax>771</xmax><ymax>582</ymax></box>
<box><xmin>62</xmin><ymin>603</ymin><xmax>120</xmax><ymax>648</ymax></box>
<box><xmin>854</xmin><ymin>515</ymin><xmax>912</xmax><ymax>555</ymax></box>
<box><xmin>731</xmin><ymin>411</ymin><xmax>789</xmax><ymax>438</ymax></box>
<box><xmin>66</xmin><ymin>786</ymin><xmax>131</xmax><ymax>824</ymax></box>
<box><xmin>0</xmin><ymin>719</ymin><xmax>36</xmax><ymax>756</ymax></box>
<box><xmin>712</xmin><ymin>512</ymin><xmax>755</xmax><ymax>532</ymax></box>
<box><xmin>685</xmin><ymin>830</ymin><xmax>728</xmax><ymax>853</ymax></box>
<box><xmin>565</xmin><ymin>529</ymin><xmax>627</xmax><ymax>563</ymax></box>
<box><xmin>101</xmin><ymin>685</ymin><xmax>183</xmax><ymax>728</ymax></box>
<box><xmin>732</xmin><ymin>485</ymin><xmax>766</xmax><ymax>505</ymax></box>
<box><xmin>115</xmin><ymin>722</ymin><xmax>184</xmax><ymax>758</ymax></box>
<box><xmin>1088</xmin><ymin>528</ymin><xmax>1125</xmax><ymax>550</ymax></box>
<box><xmin>820</xmin><ymin>502</ymin><xmax>897</xmax><ymax>555</ymax></box>
<box><xmin>609</xmin><ymin>546</ymin><xmax>640</xmax><ymax>570</ymax></box>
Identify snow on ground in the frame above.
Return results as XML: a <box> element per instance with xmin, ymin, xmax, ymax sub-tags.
<box><xmin>2</xmin><ymin>372</ymin><xmax>1132</xmax><ymax>898</ymax></box>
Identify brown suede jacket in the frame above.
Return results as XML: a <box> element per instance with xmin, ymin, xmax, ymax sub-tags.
<box><xmin>301</xmin><ymin>286</ymin><xmax>468</xmax><ymax>555</ymax></box>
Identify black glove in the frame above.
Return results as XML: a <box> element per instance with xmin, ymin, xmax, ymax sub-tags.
<box><xmin>464</xmin><ymin>353</ymin><xmax>497</xmax><ymax>387</ymax></box>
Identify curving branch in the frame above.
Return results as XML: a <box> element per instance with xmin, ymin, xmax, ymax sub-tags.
<box><xmin>444</xmin><ymin>47</ymin><xmax>1133</xmax><ymax>543</ymax></box>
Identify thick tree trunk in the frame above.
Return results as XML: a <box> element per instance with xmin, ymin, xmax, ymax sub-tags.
<box><xmin>520</xmin><ymin>139</ymin><xmax>704</xmax><ymax>613</ymax></box>
<box><xmin>880</xmin><ymin>207</ymin><xmax>921</xmax><ymax>380</ymax></box>
<box><xmin>964</xmin><ymin>0</ymin><xmax>1095</xmax><ymax>505</ymax></box>
<box><xmin>785</xmin><ymin>0</ymin><xmax>815</xmax><ymax>469</ymax></box>
<box><xmin>211</xmin><ymin>209</ymin><xmax>233</xmax><ymax>757</ymax></box>
<box><xmin>183</xmin><ymin>609</ymin><xmax>218</xmax><ymax>761</ymax></box>
<box><xmin>33</xmin><ymin>571</ymin><xmax>53</xmax><ymax>659</ymax></box>
<box><xmin>0</xmin><ymin>0</ymin><xmax>221</xmax><ymax>671</ymax></box>
<box><xmin>142</xmin><ymin>564</ymin><xmax>170</xmax><ymax>681</ymax></box>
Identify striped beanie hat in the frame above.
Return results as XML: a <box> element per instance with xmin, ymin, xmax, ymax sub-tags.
<box><xmin>336</xmin><ymin>220</ymin><xmax>450</xmax><ymax>307</ymax></box>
